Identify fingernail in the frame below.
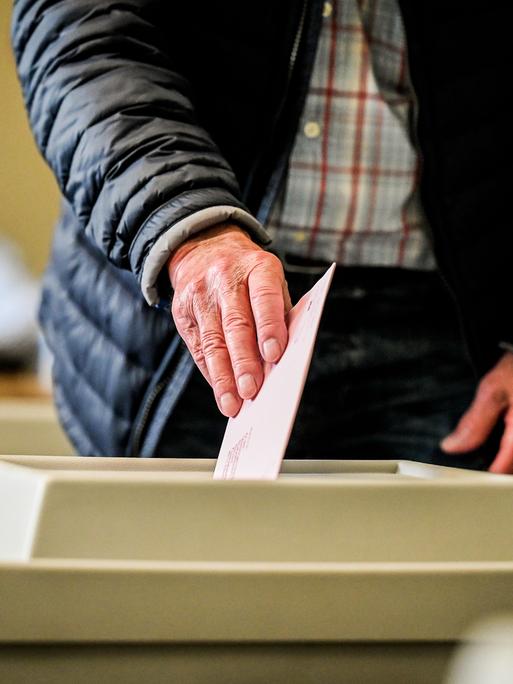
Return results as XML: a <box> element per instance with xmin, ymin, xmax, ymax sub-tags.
<box><xmin>440</xmin><ymin>432</ymin><xmax>465</xmax><ymax>451</ymax></box>
<box><xmin>440</xmin><ymin>435</ymin><xmax>456</xmax><ymax>451</ymax></box>
<box><xmin>263</xmin><ymin>338</ymin><xmax>281</xmax><ymax>362</ymax></box>
<box><xmin>237</xmin><ymin>373</ymin><xmax>257</xmax><ymax>398</ymax></box>
<box><xmin>220</xmin><ymin>392</ymin><xmax>239</xmax><ymax>416</ymax></box>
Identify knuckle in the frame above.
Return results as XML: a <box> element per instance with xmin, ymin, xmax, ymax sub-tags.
<box><xmin>252</xmin><ymin>281</ymin><xmax>274</xmax><ymax>297</ymax></box>
<box><xmin>172</xmin><ymin>280</ymin><xmax>205</xmax><ymax>317</ymax></box>
<box><xmin>258</xmin><ymin>314</ymin><xmax>283</xmax><ymax>330</ymax></box>
<box><xmin>212</xmin><ymin>375</ymin><xmax>234</xmax><ymax>393</ymax></box>
<box><xmin>206</xmin><ymin>258</ymin><xmax>234</xmax><ymax>288</ymax></box>
<box><xmin>251</xmin><ymin>285</ymin><xmax>281</xmax><ymax>309</ymax></box>
<box><xmin>172</xmin><ymin>301</ymin><xmax>191</xmax><ymax>329</ymax></box>
<box><xmin>188</xmin><ymin>339</ymin><xmax>203</xmax><ymax>359</ymax></box>
<box><xmin>268</xmin><ymin>253</ymin><xmax>285</xmax><ymax>274</ymax></box>
<box><xmin>250</xmin><ymin>253</ymin><xmax>285</xmax><ymax>282</ymax></box>
<box><xmin>256</xmin><ymin>250</ymin><xmax>283</xmax><ymax>272</ymax></box>
<box><xmin>206</xmin><ymin>265</ymin><xmax>244</xmax><ymax>308</ymax></box>
<box><xmin>171</xmin><ymin>293</ymin><xmax>188</xmax><ymax>321</ymax></box>
<box><xmin>219</xmin><ymin>281</ymin><xmax>244</xmax><ymax>302</ymax></box>
<box><xmin>213</xmin><ymin>264</ymin><xmax>248</xmax><ymax>297</ymax></box>
<box><xmin>172</xmin><ymin>302</ymin><xmax>196</xmax><ymax>336</ymax></box>
<box><xmin>180</xmin><ymin>276</ymin><xmax>205</xmax><ymax>298</ymax></box>
<box><xmin>201</xmin><ymin>329</ymin><xmax>226</xmax><ymax>357</ymax></box>
<box><xmin>223</xmin><ymin>309</ymin><xmax>252</xmax><ymax>332</ymax></box>
<box><xmin>210</xmin><ymin>256</ymin><xmax>232</xmax><ymax>274</ymax></box>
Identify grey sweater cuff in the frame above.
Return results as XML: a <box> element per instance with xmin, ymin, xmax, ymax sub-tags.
<box><xmin>141</xmin><ymin>205</ymin><xmax>271</xmax><ymax>305</ymax></box>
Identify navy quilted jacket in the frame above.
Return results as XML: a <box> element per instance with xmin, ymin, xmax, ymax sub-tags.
<box><xmin>11</xmin><ymin>0</ymin><xmax>513</xmax><ymax>455</ymax></box>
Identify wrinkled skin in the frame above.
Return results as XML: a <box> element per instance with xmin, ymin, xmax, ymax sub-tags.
<box><xmin>169</xmin><ymin>223</ymin><xmax>513</xmax><ymax>474</ymax></box>
<box><xmin>168</xmin><ymin>223</ymin><xmax>291</xmax><ymax>418</ymax></box>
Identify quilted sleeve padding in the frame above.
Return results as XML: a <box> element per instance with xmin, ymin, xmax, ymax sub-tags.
<box><xmin>11</xmin><ymin>0</ymin><xmax>256</xmax><ymax>282</ymax></box>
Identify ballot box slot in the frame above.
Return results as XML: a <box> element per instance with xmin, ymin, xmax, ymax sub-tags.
<box><xmin>1</xmin><ymin>456</ymin><xmax>488</xmax><ymax>479</ymax></box>
<box><xmin>1</xmin><ymin>457</ymin><xmax>512</xmax><ymax>565</ymax></box>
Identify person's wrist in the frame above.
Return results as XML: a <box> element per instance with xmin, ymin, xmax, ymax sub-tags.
<box><xmin>167</xmin><ymin>222</ymin><xmax>255</xmax><ymax>285</ymax></box>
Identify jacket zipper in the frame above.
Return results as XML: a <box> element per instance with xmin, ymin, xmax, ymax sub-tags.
<box><xmin>289</xmin><ymin>0</ymin><xmax>309</xmax><ymax>79</ymax></box>
<box><xmin>130</xmin><ymin>377</ymin><xmax>172</xmax><ymax>456</ymax></box>
<box><xmin>129</xmin><ymin>335</ymin><xmax>186</xmax><ymax>457</ymax></box>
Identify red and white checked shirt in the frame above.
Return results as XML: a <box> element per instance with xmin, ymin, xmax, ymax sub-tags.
<box><xmin>266</xmin><ymin>0</ymin><xmax>436</xmax><ymax>270</ymax></box>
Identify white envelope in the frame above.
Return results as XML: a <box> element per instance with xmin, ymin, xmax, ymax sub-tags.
<box><xmin>214</xmin><ymin>263</ymin><xmax>336</xmax><ymax>480</ymax></box>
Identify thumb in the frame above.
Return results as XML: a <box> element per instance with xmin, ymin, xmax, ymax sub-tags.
<box><xmin>440</xmin><ymin>379</ymin><xmax>508</xmax><ymax>453</ymax></box>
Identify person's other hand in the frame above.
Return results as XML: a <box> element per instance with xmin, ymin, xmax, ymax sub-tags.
<box><xmin>440</xmin><ymin>351</ymin><xmax>513</xmax><ymax>473</ymax></box>
<box><xmin>168</xmin><ymin>223</ymin><xmax>291</xmax><ymax>417</ymax></box>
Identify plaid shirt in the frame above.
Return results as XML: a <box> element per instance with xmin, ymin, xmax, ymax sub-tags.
<box><xmin>266</xmin><ymin>0</ymin><xmax>436</xmax><ymax>270</ymax></box>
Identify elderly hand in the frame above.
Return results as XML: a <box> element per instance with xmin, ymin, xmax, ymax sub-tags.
<box><xmin>441</xmin><ymin>351</ymin><xmax>513</xmax><ymax>473</ymax></box>
<box><xmin>168</xmin><ymin>223</ymin><xmax>291</xmax><ymax>417</ymax></box>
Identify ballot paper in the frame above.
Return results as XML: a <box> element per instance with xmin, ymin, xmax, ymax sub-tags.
<box><xmin>214</xmin><ymin>263</ymin><xmax>336</xmax><ymax>480</ymax></box>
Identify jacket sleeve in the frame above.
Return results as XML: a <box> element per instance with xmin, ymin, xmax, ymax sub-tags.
<box><xmin>11</xmin><ymin>0</ymin><xmax>270</xmax><ymax>298</ymax></box>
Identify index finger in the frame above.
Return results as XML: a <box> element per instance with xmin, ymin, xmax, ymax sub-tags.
<box><xmin>220</xmin><ymin>283</ymin><xmax>264</xmax><ymax>400</ymax></box>
<box><xmin>247</xmin><ymin>257</ymin><xmax>288</xmax><ymax>363</ymax></box>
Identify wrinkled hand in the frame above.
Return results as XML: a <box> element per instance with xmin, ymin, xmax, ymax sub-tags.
<box><xmin>168</xmin><ymin>223</ymin><xmax>291</xmax><ymax>417</ymax></box>
<box><xmin>441</xmin><ymin>351</ymin><xmax>513</xmax><ymax>473</ymax></box>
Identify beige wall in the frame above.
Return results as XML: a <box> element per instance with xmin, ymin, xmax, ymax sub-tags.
<box><xmin>1</xmin><ymin>3</ymin><xmax>60</xmax><ymax>276</ymax></box>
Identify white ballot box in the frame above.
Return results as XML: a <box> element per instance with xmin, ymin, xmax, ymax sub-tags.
<box><xmin>0</xmin><ymin>456</ymin><xmax>512</xmax><ymax>684</ymax></box>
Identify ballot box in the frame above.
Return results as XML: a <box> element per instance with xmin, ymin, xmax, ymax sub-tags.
<box><xmin>1</xmin><ymin>456</ymin><xmax>513</xmax><ymax>684</ymax></box>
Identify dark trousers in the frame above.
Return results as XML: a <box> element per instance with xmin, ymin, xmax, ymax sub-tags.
<box><xmin>159</xmin><ymin>267</ymin><xmax>498</xmax><ymax>470</ymax></box>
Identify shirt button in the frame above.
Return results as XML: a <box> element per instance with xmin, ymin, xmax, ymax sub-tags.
<box><xmin>294</xmin><ymin>231</ymin><xmax>306</xmax><ymax>242</ymax></box>
<box><xmin>323</xmin><ymin>2</ymin><xmax>333</xmax><ymax>18</ymax></box>
<box><xmin>304</xmin><ymin>121</ymin><xmax>321</xmax><ymax>138</ymax></box>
